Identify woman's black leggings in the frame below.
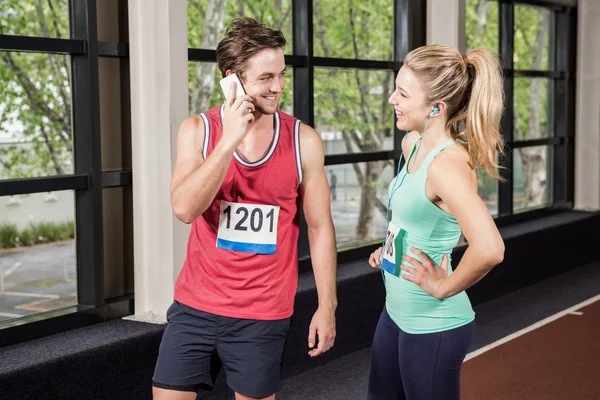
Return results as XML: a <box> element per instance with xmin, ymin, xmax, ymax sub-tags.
<box><xmin>367</xmin><ymin>308</ymin><xmax>476</xmax><ymax>400</ymax></box>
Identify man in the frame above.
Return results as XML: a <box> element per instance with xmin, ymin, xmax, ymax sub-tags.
<box><xmin>152</xmin><ymin>18</ymin><xmax>338</xmax><ymax>400</ymax></box>
<box><xmin>329</xmin><ymin>171</ymin><xmax>338</xmax><ymax>201</ymax></box>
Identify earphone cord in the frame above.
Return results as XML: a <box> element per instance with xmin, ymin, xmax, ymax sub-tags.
<box><xmin>378</xmin><ymin>138</ymin><xmax>420</xmax><ymax>264</ymax></box>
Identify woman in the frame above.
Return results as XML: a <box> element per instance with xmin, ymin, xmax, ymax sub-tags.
<box><xmin>367</xmin><ymin>44</ymin><xmax>506</xmax><ymax>400</ymax></box>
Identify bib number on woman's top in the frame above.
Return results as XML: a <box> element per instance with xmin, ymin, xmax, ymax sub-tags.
<box><xmin>381</xmin><ymin>222</ymin><xmax>401</xmax><ymax>275</ymax></box>
<box><xmin>216</xmin><ymin>201</ymin><xmax>280</xmax><ymax>254</ymax></box>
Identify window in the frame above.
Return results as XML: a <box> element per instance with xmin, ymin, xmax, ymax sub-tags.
<box><xmin>309</xmin><ymin>0</ymin><xmax>397</xmax><ymax>253</ymax></box>
<box><xmin>0</xmin><ymin>190</ymin><xmax>76</xmax><ymax>321</ymax></box>
<box><xmin>466</xmin><ymin>1</ymin><xmax>573</xmax><ymax>216</ymax></box>
<box><xmin>0</xmin><ymin>0</ymin><xmax>69</xmax><ymax>38</ymax></box>
<box><xmin>514</xmin><ymin>4</ymin><xmax>553</xmax><ymax>71</ymax></box>
<box><xmin>466</xmin><ymin>0</ymin><xmax>499</xmax><ymax>55</ymax></box>
<box><xmin>478</xmin><ymin>169</ymin><xmax>499</xmax><ymax>217</ymax></box>
<box><xmin>0</xmin><ymin>3</ymin><xmax>79</xmax><ymax>325</ymax></box>
<box><xmin>514</xmin><ymin>78</ymin><xmax>553</xmax><ymax>141</ymax></box>
<box><xmin>314</xmin><ymin>68</ymin><xmax>394</xmax><ymax>155</ymax></box>
<box><xmin>313</xmin><ymin>0</ymin><xmax>393</xmax><ymax>61</ymax></box>
<box><xmin>513</xmin><ymin>145</ymin><xmax>553</xmax><ymax>212</ymax></box>
<box><xmin>511</xmin><ymin>2</ymin><xmax>559</xmax><ymax>213</ymax></box>
<box><xmin>0</xmin><ymin>1</ymin><xmax>132</xmax><ymax>345</ymax></box>
<box><xmin>0</xmin><ymin>52</ymin><xmax>73</xmax><ymax>179</ymax></box>
<box><xmin>187</xmin><ymin>0</ymin><xmax>293</xmax><ymax>55</ymax></box>
<box><xmin>466</xmin><ymin>0</ymin><xmax>500</xmax><ymax>216</ymax></box>
<box><xmin>327</xmin><ymin>161</ymin><xmax>394</xmax><ymax>250</ymax></box>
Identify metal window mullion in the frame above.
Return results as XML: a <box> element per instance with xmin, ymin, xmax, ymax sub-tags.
<box><xmin>292</xmin><ymin>0</ymin><xmax>313</xmax><ymax>258</ymax></box>
<box><xmin>506</xmin><ymin>0</ymin><xmax>567</xmax><ymax>12</ymax></box>
<box><xmin>312</xmin><ymin>57</ymin><xmax>400</xmax><ymax>70</ymax></box>
<box><xmin>97</xmin><ymin>41</ymin><xmax>129</xmax><ymax>57</ymax></box>
<box><xmin>325</xmin><ymin>150</ymin><xmax>402</xmax><ymax>166</ymax></box>
<box><xmin>292</xmin><ymin>0</ymin><xmax>313</xmax><ymax>126</ymax></box>
<box><xmin>393</xmin><ymin>0</ymin><xmax>405</xmax><ymax>167</ymax></box>
<box><xmin>564</xmin><ymin>6</ymin><xmax>577</xmax><ymax>205</ymax></box>
<box><xmin>512</xmin><ymin>137</ymin><xmax>560</xmax><ymax>148</ymax></box>
<box><xmin>102</xmin><ymin>170</ymin><xmax>132</xmax><ymax>188</ymax></box>
<box><xmin>553</xmin><ymin>7</ymin><xmax>576</xmax><ymax>206</ymax></box>
<box><xmin>70</xmin><ymin>0</ymin><xmax>104</xmax><ymax>307</ymax></box>
<box><xmin>498</xmin><ymin>1</ymin><xmax>514</xmax><ymax>216</ymax></box>
<box><xmin>552</xmin><ymin>9</ymin><xmax>565</xmax><ymax>204</ymax></box>
<box><xmin>0</xmin><ymin>35</ymin><xmax>85</xmax><ymax>54</ymax></box>
<box><xmin>511</xmin><ymin>69</ymin><xmax>562</xmax><ymax>79</ymax></box>
<box><xmin>393</xmin><ymin>0</ymin><xmax>426</xmax><ymax>170</ymax></box>
<box><xmin>0</xmin><ymin>175</ymin><xmax>89</xmax><ymax>196</ymax></box>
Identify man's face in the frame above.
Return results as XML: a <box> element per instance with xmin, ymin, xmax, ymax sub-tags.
<box><xmin>239</xmin><ymin>48</ymin><xmax>286</xmax><ymax>115</ymax></box>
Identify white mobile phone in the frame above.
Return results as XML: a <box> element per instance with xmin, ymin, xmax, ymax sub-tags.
<box><xmin>219</xmin><ymin>73</ymin><xmax>246</xmax><ymax>100</ymax></box>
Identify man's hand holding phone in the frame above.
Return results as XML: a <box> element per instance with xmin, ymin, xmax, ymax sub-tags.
<box><xmin>221</xmin><ymin>80</ymin><xmax>254</xmax><ymax>150</ymax></box>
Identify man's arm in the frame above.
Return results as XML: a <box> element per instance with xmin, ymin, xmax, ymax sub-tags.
<box><xmin>171</xmin><ymin>87</ymin><xmax>255</xmax><ymax>223</ymax></box>
<box><xmin>299</xmin><ymin>123</ymin><xmax>337</xmax><ymax>357</ymax></box>
<box><xmin>170</xmin><ymin>116</ymin><xmax>235</xmax><ymax>223</ymax></box>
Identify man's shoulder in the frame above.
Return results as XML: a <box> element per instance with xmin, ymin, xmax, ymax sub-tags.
<box><xmin>203</xmin><ymin>105</ymin><xmax>223</xmax><ymax>120</ymax></box>
<box><xmin>277</xmin><ymin>109</ymin><xmax>300</xmax><ymax>124</ymax></box>
<box><xmin>188</xmin><ymin>105</ymin><xmax>223</xmax><ymax>131</ymax></box>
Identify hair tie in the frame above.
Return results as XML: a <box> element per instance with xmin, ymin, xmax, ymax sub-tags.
<box><xmin>463</xmin><ymin>54</ymin><xmax>469</xmax><ymax>65</ymax></box>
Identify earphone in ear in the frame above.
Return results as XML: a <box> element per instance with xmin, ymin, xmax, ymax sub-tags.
<box><xmin>431</xmin><ymin>105</ymin><xmax>440</xmax><ymax>116</ymax></box>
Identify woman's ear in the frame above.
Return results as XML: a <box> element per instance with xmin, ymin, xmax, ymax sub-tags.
<box><xmin>431</xmin><ymin>102</ymin><xmax>448</xmax><ymax>116</ymax></box>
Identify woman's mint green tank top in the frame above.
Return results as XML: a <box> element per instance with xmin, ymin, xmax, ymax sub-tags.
<box><xmin>383</xmin><ymin>137</ymin><xmax>475</xmax><ymax>334</ymax></box>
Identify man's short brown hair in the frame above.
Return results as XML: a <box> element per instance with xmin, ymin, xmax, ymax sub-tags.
<box><xmin>216</xmin><ymin>17</ymin><xmax>286</xmax><ymax>80</ymax></box>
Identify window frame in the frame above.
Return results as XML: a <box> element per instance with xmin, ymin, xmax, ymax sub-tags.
<box><xmin>0</xmin><ymin>0</ymin><xmax>132</xmax><ymax>347</ymax></box>
<box><xmin>497</xmin><ymin>0</ymin><xmax>576</xmax><ymax>216</ymax></box>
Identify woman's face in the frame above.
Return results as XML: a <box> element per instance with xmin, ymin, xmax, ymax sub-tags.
<box><xmin>388</xmin><ymin>66</ymin><xmax>434</xmax><ymax>132</ymax></box>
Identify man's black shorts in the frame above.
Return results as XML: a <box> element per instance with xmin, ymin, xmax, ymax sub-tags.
<box><xmin>152</xmin><ymin>301</ymin><xmax>292</xmax><ymax>398</ymax></box>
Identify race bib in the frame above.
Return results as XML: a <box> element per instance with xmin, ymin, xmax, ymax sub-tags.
<box><xmin>381</xmin><ymin>222</ymin><xmax>400</xmax><ymax>275</ymax></box>
<box><xmin>216</xmin><ymin>201</ymin><xmax>280</xmax><ymax>254</ymax></box>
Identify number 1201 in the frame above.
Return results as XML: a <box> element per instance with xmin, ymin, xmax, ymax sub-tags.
<box><xmin>223</xmin><ymin>206</ymin><xmax>275</xmax><ymax>233</ymax></box>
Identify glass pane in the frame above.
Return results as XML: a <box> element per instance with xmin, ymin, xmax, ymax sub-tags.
<box><xmin>188</xmin><ymin>62</ymin><xmax>293</xmax><ymax>116</ymax></box>
<box><xmin>513</xmin><ymin>145</ymin><xmax>553</xmax><ymax>212</ymax></box>
<box><xmin>187</xmin><ymin>0</ymin><xmax>293</xmax><ymax>55</ymax></box>
<box><xmin>466</xmin><ymin>0</ymin><xmax>499</xmax><ymax>54</ymax></box>
<box><xmin>314</xmin><ymin>68</ymin><xmax>394</xmax><ymax>155</ymax></box>
<box><xmin>514</xmin><ymin>78</ymin><xmax>552</xmax><ymax>141</ymax></box>
<box><xmin>0</xmin><ymin>190</ymin><xmax>76</xmax><ymax>322</ymax></box>
<box><xmin>0</xmin><ymin>52</ymin><xmax>73</xmax><ymax>179</ymax></box>
<box><xmin>514</xmin><ymin>4</ymin><xmax>553</xmax><ymax>71</ymax></box>
<box><xmin>0</xmin><ymin>0</ymin><xmax>69</xmax><ymax>38</ymax></box>
<box><xmin>478</xmin><ymin>168</ymin><xmax>498</xmax><ymax>217</ymax></box>
<box><xmin>313</xmin><ymin>0</ymin><xmax>393</xmax><ymax>60</ymax></box>
<box><xmin>328</xmin><ymin>161</ymin><xmax>394</xmax><ymax>250</ymax></box>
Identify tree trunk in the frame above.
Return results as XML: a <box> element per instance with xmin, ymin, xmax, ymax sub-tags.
<box><xmin>522</xmin><ymin>11</ymin><xmax>550</xmax><ymax>208</ymax></box>
<box><xmin>356</xmin><ymin>161</ymin><xmax>383</xmax><ymax>240</ymax></box>
<box><xmin>190</xmin><ymin>0</ymin><xmax>228</xmax><ymax>115</ymax></box>
<box><xmin>520</xmin><ymin>147</ymin><xmax>547</xmax><ymax>206</ymax></box>
<box><xmin>473</xmin><ymin>0</ymin><xmax>490</xmax><ymax>47</ymax></box>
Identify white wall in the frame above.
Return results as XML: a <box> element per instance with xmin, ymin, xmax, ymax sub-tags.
<box><xmin>574</xmin><ymin>0</ymin><xmax>600</xmax><ymax>211</ymax></box>
<box><xmin>126</xmin><ymin>0</ymin><xmax>189</xmax><ymax>323</ymax></box>
<box><xmin>427</xmin><ymin>0</ymin><xmax>466</xmax><ymax>53</ymax></box>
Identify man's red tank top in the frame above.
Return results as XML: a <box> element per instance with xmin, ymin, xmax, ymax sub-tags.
<box><xmin>174</xmin><ymin>105</ymin><xmax>303</xmax><ymax>320</ymax></box>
